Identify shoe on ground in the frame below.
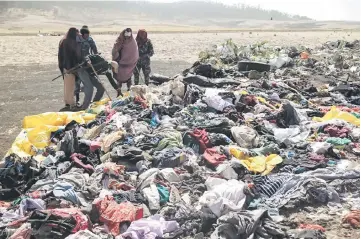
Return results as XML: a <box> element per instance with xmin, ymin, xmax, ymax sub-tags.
<box><xmin>70</xmin><ymin>105</ymin><xmax>84</xmax><ymax>112</ymax></box>
<box><xmin>59</xmin><ymin>105</ymin><xmax>71</xmax><ymax>112</ymax></box>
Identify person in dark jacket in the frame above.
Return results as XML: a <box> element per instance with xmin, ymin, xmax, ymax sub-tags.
<box><xmin>76</xmin><ymin>25</ymin><xmax>104</xmax><ymax>109</ymax></box>
<box><xmin>58</xmin><ymin>27</ymin><xmax>82</xmax><ymax>111</ymax></box>
<box><xmin>134</xmin><ymin>29</ymin><xmax>154</xmax><ymax>85</ymax></box>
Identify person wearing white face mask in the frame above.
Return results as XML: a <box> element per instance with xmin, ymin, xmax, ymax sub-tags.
<box><xmin>111</xmin><ymin>28</ymin><xmax>139</xmax><ymax>96</ymax></box>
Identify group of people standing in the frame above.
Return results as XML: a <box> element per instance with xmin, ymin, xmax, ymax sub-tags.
<box><xmin>58</xmin><ymin>26</ymin><xmax>154</xmax><ymax>111</ymax></box>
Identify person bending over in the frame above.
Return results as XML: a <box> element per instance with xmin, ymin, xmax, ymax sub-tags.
<box><xmin>76</xmin><ymin>25</ymin><xmax>104</xmax><ymax>109</ymax></box>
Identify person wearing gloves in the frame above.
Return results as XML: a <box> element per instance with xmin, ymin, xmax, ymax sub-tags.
<box><xmin>134</xmin><ymin>29</ymin><xmax>154</xmax><ymax>85</ymax></box>
<box><xmin>112</xmin><ymin>28</ymin><xmax>139</xmax><ymax>96</ymax></box>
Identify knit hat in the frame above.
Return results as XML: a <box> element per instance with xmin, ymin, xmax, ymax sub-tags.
<box><xmin>80</xmin><ymin>25</ymin><xmax>90</xmax><ymax>35</ymax></box>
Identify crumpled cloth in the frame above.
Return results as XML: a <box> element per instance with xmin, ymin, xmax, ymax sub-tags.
<box><xmin>231</xmin><ymin>126</ymin><xmax>259</xmax><ymax>148</ymax></box>
<box><xmin>299</xmin><ymin>223</ymin><xmax>326</xmax><ymax>232</ymax></box>
<box><xmin>94</xmin><ymin>195</ymin><xmax>143</xmax><ymax>236</ymax></box>
<box><xmin>121</xmin><ymin>214</ymin><xmax>180</xmax><ymax>239</ymax></box>
<box><xmin>65</xmin><ymin>229</ymin><xmax>102</xmax><ymax>239</ymax></box>
<box><xmin>342</xmin><ymin>210</ymin><xmax>360</xmax><ymax>228</ymax></box>
<box><xmin>324</xmin><ymin>125</ymin><xmax>350</xmax><ymax>138</ymax></box>
<box><xmin>155</xmin><ymin>130</ymin><xmax>183</xmax><ymax>151</ymax></box>
<box><xmin>240</xmin><ymin>154</ymin><xmax>283</xmax><ymax>175</ymax></box>
<box><xmin>18</xmin><ymin>198</ymin><xmax>46</xmax><ymax>217</ymax></box>
<box><xmin>101</xmin><ymin>131</ymin><xmax>124</xmax><ymax>153</ymax></box>
<box><xmin>9</xmin><ymin>223</ymin><xmax>32</xmax><ymax>239</ymax></box>
<box><xmin>203</xmin><ymin>148</ymin><xmax>227</xmax><ymax>167</ymax></box>
<box><xmin>40</xmin><ymin>208</ymin><xmax>90</xmax><ymax>233</ymax></box>
<box><xmin>210</xmin><ymin>210</ymin><xmax>285</xmax><ymax>239</ymax></box>
<box><xmin>199</xmin><ymin>178</ymin><xmax>246</xmax><ymax>217</ymax></box>
<box><xmin>204</xmin><ymin>95</ymin><xmax>233</xmax><ymax>112</ymax></box>
<box><xmin>262</xmin><ymin>176</ymin><xmax>340</xmax><ymax>209</ymax></box>
<box><xmin>53</xmin><ymin>182</ymin><xmax>81</xmax><ymax>205</ymax></box>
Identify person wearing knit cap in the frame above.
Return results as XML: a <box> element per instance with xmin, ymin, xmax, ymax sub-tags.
<box><xmin>76</xmin><ymin>25</ymin><xmax>104</xmax><ymax>109</ymax></box>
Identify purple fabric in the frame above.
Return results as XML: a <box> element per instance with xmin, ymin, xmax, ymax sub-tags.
<box><xmin>112</xmin><ymin>37</ymin><xmax>139</xmax><ymax>83</ymax></box>
<box><xmin>19</xmin><ymin>198</ymin><xmax>46</xmax><ymax>217</ymax></box>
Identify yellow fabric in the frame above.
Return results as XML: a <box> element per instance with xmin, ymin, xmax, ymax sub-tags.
<box><xmin>239</xmin><ymin>154</ymin><xmax>283</xmax><ymax>175</ymax></box>
<box><xmin>93</xmin><ymin>98</ymin><xmax>110</xmax><ymax>106</ymax></box>
<box><xmin>26</xmin><ymin>125</ymin><xmax>60</xmax><ymax>148</ymax></box>
<box><xmin>8</xmin><ymin>112</ymin><xmax>96</xmax><ymax>157</ymax></box>
<box><xmin>101</xmin><ymin>131</ymin><xmax>124</xmax><ymax>153</ymax></box>
<box><xmin>7</xmin><ymin>130</ymin><xmax>37</xmax><ymax>157</ymax></box>
<box><xmin>229</xmin><ymin>147</ymin><xmax>250</xmax><ymax>160</ymax></box>
<box><xmin>313</xmin><ymin>106</ymin><xmax>360</xmax><ymax>126</ymax></box>
<box><xmin>86</xmin><ymin>105</ymin><xmax>106</xmax><ymax>115</ymax></box>
<box><xmin>256</xmin><ymin>96</ymin><xmax>266</xmax><ymax>104</ymax></box>
<box><xmin>23</xmin><ymin>112</ymin><xmax>96</xmax><ymax>129</ymax></box>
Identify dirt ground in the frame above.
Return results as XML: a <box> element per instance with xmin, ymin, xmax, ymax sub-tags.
<box><xmin>0</xmin><ymin>31</ymin><xmax>359</xmax><ymax>157</ymax></box>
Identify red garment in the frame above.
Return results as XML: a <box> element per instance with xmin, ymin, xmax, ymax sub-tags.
<box><xmin>189</xmin><ymin>129</ymin><xmax>211</xmax><ymax>154</ymax></box>
<box><xmin>95</xmin><ymin>196</ymin><xmax>143</xmax><ymax>236</ymax></box>
<box><xmin>299</xmin><ymin>224</ymin><xmax>326</xmax><ymax>232</ymax></box>
<box><xmin>203</xmin><ymin>148</ymin><xmax>227</xmax><ymax>167</ymax></box>
<box><xmin>308</xmin><ymin>153</ymin><xmax>326</xmax><ymax>162</ymax></box>
<box><xmin>134</xmin><ymin>96</ymin><xmax>148</xmax><ymax>108</ymax></box>
<box><xmin>324</xmin><ymin>125</ymin><xmax>350</xmax><ymax>138</ymax></box>
<box><xmin>50</xmin><ymin>208</ymin><xmax>89</xmax><ymax>233</ymax></box>
<box><xmin>70</xmin><ymin>153</ymin><xmax>95</xmax><ymax>174</ymax></box>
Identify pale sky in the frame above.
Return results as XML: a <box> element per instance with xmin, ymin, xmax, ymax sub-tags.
<box><xmin>136</xmin><ymin>0</ymin><xmax>360</xmax><ymax>21</ymax></box>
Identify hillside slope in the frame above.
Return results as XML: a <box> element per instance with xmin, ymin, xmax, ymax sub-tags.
<box><xmin>0</xmin><ymin>1</ymin><xmax>358</xmax><ymax>34</ymax></box>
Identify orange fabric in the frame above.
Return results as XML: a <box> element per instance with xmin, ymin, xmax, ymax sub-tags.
<box><xmin>95</xmin><ymin>196</ymin><xmax>143</xmax><ymax>236</ymax></box>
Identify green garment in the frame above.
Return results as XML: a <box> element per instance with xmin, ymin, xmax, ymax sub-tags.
<box><xmin>157</xmin><ymin>184</ymin><xmax>169</xmax><ymax>204</ymax></box>
<box><xmin>326</xmin><ymin>137</ymin><xmax>351</xmax><ymax>145</ymax></box>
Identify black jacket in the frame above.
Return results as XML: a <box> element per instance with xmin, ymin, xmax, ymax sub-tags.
<box><xmin>58</xmin><ymin>38</ymin><xmax>81</xmax><ymax>72</ymax></box>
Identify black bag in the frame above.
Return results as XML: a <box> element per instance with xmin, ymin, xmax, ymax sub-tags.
<box><xmin>86</xmin><ymin>54</ymin><xmax>109</xmax><ymax>76</ymax></box>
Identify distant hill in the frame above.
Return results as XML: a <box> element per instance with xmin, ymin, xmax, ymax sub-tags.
<box><xmin>0</xmin><ymin>1</ymin><xmax>358</xmax><ymax>34</ymax></box>
<box><xmin>0</xmin><ymin>1</ymin><xmax>311</xmax><ymax>21</ymax></box>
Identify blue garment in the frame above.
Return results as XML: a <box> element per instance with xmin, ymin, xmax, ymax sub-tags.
<box><xmin>53</xmin><ymin>182</ymin><xmax>81</xmax><ymax>205</ymax></box>
<box><xmin>157</xmin><ymin>184</ymin><xmax>170</xmax><ymax>204</ymax></box>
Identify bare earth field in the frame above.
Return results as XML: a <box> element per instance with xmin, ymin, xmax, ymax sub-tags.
<box><xmin>0</xmin><ymin>31</ymin><xmax>359</xmax><ymax>157</ymax></box>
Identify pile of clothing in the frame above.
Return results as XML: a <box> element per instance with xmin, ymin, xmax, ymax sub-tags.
<box><xmin>0</xmin><ymin>39</ymin><xmax>359</xmax><ymax>238</ymax></box>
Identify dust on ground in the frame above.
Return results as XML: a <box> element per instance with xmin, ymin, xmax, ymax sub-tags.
<box><xmin>0</xmin><ymin>31</ymin><xmax>359</xmax><ymax>156</ymax></box>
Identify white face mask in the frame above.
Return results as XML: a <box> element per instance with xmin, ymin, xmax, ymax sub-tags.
<box><xmin>124</xmin><ymin>31</ymin><xmax>132</xmax><ymax>37</ymax></box>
